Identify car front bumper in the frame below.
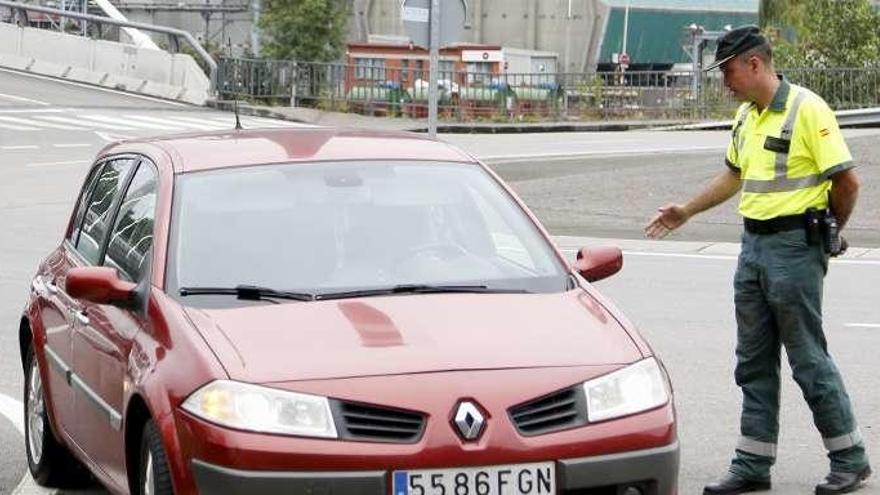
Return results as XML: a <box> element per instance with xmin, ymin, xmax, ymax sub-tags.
<box><xmin>191</xmin><ymin>441</ymin><xmax>679</xmax><ymax>495</ymax></box>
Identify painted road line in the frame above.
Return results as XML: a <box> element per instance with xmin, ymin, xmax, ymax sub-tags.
<box><xmin>1</xmin><ymin>145</ymin><xmax>40</xmax><ymax>151</ymax></box>
<box><xmin>0</xmin><ymin>108</ymin><xmax>68</xmax><ymax>114</ymax></box>
<box><xmin>118</xmin><ymin>115</ymin><xmax>191</xmax><ymax>130</ymax></box>
<box><xmin>481</xmin><ymin>145</ymin><xmax>727</xmax><ymax>162</ymax></box>
<box><xmin>845</xmin><ymin>323</ymin><xmax>880</xmax><ymax>329</ymax></box>
<box><xmin>160</xmin><ymin>115</ymin><xmax>230</xmax><ymax>129</ymax></box>
<box><xmin>80</xmin><ymin>114</ymin><xmax>178</xmax><ymax>131</ymax></box>
<box><xmin>0</xmin><ymin>92</ymin><xmax>49</xmax><ymax>106</ymax></box>
<box><xmin>0</xmin><ymin>115</ymin><xmax>80</xmax><ymax>130</ymax></box>
<box><xmin>0</xmin><ymin>392</ymin><xmax>23</xmax><ymax>435</ymax></box>
<box><xmin>25</xmin><ymin>160</ymin><xmax>91</xmax><ymax>168</ymax></box>
<box><xmin>558</xmin><ymin>248</ymin><xmax>880</xmax><ymax>266</ymax></box>
<box><xmin>0</xmin><ymin>121</ymin><xmax>40</xmax><ymax>131</ymax></box>
<box><xmin>0</xmin><ymin>66</ymin><xmax>189</xmax><ymax>108</ymax></box>
<box><xmin>52</xmin><ymin>143</ymin><xmax>92</xmax><ymax>148</ymax></box>
<box><xmin>33</xmin><ymin>115</ymin><xmax>138</xmax><ymax>131</ymax></box>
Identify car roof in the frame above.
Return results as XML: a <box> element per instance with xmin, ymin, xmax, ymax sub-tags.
<box><xmin>100</xmin><ymin>126</ymin><xmax>478</xmax><ymax>173</ymax></box>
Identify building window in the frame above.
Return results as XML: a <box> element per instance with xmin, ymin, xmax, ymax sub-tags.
<box><xmin>466</xmin><ymin>62</ymin><xmax>493</xmax><ymax>84</ymax></box>
<box><xmin>354</xmin><ymin>58</ymin><xmax>386</xmax><ymax>81</ymax></box>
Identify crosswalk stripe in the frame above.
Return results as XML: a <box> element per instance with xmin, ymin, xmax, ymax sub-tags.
<box><xmin>120</xmin><ymin>115</ymin><xmax>192</xmax><ymax>130</ymax></box>
<box><xmin>157</xmin><ymin>115</ymin><xmax>230</xmax><ymax>129</ymax></box>
<box><xmin>78</xmin><ymin>114</ymin><xmax>164</xmax><ymax>130</ymax></box>
<box><xmin>33</xmin><ymin>115</ymin><xmax>139</xmax><ymax>131</ymax></box>
<box><xmin>0</xmin><ymin>115</ymin><xmax>80</xmax><ymax>130</ymax></box>
<box><xmin>125</xmin><ymin>115</ymin><xmax>221</xmax><ymax>130</ymax></box>
<box><xmin>0</xmin><ymin>120</ymin><xmax>40</xmax><ymax>131</ymax></box>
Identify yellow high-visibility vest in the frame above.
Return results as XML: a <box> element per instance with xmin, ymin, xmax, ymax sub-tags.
<box><xmin>725</xmin><ymin>80</ymin><xmax>853</xmax><ymax>220</ymax></box>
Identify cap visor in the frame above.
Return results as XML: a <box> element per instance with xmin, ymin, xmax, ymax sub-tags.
<box><xmin>704</xmin><ymin>53</ymin><xmax>736</xmax><ymax>72</ymax></box>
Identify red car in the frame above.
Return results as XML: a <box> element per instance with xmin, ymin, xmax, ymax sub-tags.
<box><xmin>19</xmin><ymin>127</ymin><xmax>678</xmax><ymax>495</ymax></box>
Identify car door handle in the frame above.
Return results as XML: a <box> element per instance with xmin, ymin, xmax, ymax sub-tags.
<box><xmin>45</xmin><ymin>279</ymin><xmax>59</xmax><ymax>295</ymax></box>
<box><xmin>74</xmin><ymin>310</ymin><xmax>90</xmax><ymax>326</ymax></box>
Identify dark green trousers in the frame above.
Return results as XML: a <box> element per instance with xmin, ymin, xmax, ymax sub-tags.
<box><xmin>729</xmin><ymin>229</ymin><xmax>868</xmax><ymax>480</ymax></box>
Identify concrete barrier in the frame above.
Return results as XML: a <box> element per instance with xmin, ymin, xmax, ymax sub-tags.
<box><xmin>0</xmin><ymin>22</ymin><xmax>209</xmax><ymax>104</ymax></box>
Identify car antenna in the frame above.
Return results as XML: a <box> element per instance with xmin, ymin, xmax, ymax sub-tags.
<box><xmin>233</xmin><ymin>99</ymin><xmax>243</xmax><ymax>130</ymax></box>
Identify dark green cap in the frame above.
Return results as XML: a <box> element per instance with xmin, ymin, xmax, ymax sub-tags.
<box><xmin>704</xmin><ymin>25</ymin><xmax>769</xmax><ymax>71</ymax></box>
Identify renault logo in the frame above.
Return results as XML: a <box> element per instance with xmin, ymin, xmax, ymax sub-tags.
<box><xmin>453</xmin><ymin>401</ymin><xmax>485</xmax><ymax>441</ymax></box>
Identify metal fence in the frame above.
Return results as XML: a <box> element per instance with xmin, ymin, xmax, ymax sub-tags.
<box><xmin>217</xmin><ymin>57</ymin><xmax>880</xmax><ymax>122</ymax></box>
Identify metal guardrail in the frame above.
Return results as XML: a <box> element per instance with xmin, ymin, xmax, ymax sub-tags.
<box><xmin>0</xmin><ymin>0</ymin><xmax>217</xmax><ymax>90</ymax></box>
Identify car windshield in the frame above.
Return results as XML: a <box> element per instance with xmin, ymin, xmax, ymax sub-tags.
<box><xmin>167</xmin><ymin>161</ymin><xmax>569</xmax><ymax>306</ymax></box>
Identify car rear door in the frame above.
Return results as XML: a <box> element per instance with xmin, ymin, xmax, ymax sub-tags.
<box><xmin>71</xmin><ymin>158</ymin><xmax>158</xmax><ymax>489</ymax></box>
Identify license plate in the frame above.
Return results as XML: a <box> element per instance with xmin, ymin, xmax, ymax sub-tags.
<box><xmin>393</xmin><ymin>462</ymin><xmax>555</xmax><ymax>495</ymax></box>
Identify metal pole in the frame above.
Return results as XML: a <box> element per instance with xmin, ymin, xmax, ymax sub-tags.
<box><xmin>563</xmin><ymin>0</ymin><xmax>571</xmax><ymax>118</ymax></box>
<box><xmin>428</xmin><ymin>0</ymin><xmax>440</xmax><ymax>138</ymax></box>
<box><xmin>251</xmin><ymin>0</ymin><xmax>261</xmax><ymax>56</ymax></box>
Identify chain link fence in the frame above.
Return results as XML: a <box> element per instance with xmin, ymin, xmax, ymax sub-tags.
<box><xmin>217</xmin><ymin>57</ymin><xmax>880</xmax><ymax>123</ymax></box>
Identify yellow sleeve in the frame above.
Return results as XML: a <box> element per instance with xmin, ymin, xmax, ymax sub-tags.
<box><xmin>800</xmin><ymin>97</ymin><xmax>854</xmax><ymax>179</ymax></box>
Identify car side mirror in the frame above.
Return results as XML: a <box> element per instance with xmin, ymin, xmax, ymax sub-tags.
<box><xmin>66</xmin><ymin>266</ymin><xmax>137</xmax><ymax>307</ymax></box>
<box><xmin>574</xmin><ymin>246</ymin><xmax>623</xmax><ymax>282</ymax></box>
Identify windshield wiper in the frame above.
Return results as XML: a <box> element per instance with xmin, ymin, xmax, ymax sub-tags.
<box><xmin>315</xmin><ymin>284</ymin><xmax>529</xmax><ymax>301</ymax></box>
<box><xmin>179</xmin><ymin>285</ymin><xmax>315</xmax><ymax>302</ymax></box>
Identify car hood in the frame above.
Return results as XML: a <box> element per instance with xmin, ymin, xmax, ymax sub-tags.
<box><xmin>183</xmin><ymin>290</ymin><xmax>642</xmax><ymax>383</ymax></box>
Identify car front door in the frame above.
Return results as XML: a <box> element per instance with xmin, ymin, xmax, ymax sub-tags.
<box><xmin>71</xmin><ymin>158</ymin><xmax>158</xmax><ymax>489</ymax></box>
<box><xmin>35</xmin><ymin>163</ymin><xmax>104</xmax><ymax>437</ymax></box>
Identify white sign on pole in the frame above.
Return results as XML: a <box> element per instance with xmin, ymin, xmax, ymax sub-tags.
<box><xmin>401</xmin><ymin>6</ymin><xmax>429</xmax><ymax>23</ymax></box>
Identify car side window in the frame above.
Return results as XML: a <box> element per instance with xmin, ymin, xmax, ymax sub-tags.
<box><xmin>103</xmin><ymin>162</ymin><xmax>158</xmax><ymax>283</ymax></box>
<box><xmin>67</xmin><ymin>163</ymin><xmax>105</xmax><ymax>243</ymax></box>
<box><xmin>75</xmin><ymin>158</ymin><xmax>136</xmax><ymax>265</ymax></box>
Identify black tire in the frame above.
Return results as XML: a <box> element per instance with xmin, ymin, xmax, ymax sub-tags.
<box><xmin>23</xmin><ymin>344</ymin><xmax>92</xmax><ymax>488</ymax></box>
<box><xmin>139</xmin><ymin>419</ymin><xmax>174</xmax><ymax>495</ymax></box>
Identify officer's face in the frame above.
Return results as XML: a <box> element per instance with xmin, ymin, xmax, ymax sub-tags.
<box><xmin>721</xmin><ymin>55</ymin><xmax>758</xmax><ymax>102</ymax></box>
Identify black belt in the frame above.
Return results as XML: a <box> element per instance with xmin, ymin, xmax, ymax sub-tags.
<box><xmin>743</xmin><ymin>211</ymin><xmax>825</xmax><ymax>235</ymax></box>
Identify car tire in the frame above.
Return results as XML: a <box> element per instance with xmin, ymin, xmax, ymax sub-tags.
<box><xmin>139</xmin><ymin>419</ymin><xmax>174</xmax><ymax>495</ymax></box>
<box><xmin>23</xmin><ymin>344</ymin><xmax>92</xmax><ymax>488</ymax></box>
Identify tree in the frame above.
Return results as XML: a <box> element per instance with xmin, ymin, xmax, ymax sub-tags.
<box><xmin>769</xmin><ymin>0</ymin><xmax>880</xmax><ymax>68</ymax></box>
<box><xmin>259</xmin><ymin>0</ymin><xmax>349</xmax><ymax>62</ymax></box>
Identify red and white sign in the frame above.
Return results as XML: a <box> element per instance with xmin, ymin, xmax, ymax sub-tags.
<box><xmin>462</xmin><ymin>50</ymin><xmax>503</xmax><ymax>63</ymax></box>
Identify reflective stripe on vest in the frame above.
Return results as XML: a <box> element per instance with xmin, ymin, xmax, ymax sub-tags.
<box><xmin>742</xmin><ymin>92</ymin><xmax>818</xmax><ymax>194</ymax></box>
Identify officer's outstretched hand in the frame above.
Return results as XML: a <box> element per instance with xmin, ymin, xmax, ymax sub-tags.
<box><xmin>645</xmin><ymin>204</ymin><xmax>689</xmax><ymax>239</ymax></box>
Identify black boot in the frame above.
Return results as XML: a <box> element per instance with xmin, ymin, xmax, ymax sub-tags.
<box><xmin>815</xmin><ymin>465</ymin><xmax>872</xmax><ymax>494</ymax></box>
<box><xmin>703</xmin><ymin>472</ymin><xmax>771</xmax><ymax>495</ymax></box>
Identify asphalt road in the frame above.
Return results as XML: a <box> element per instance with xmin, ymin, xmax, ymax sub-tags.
<box><xmin>1</xmin><ymin>69</ymin><xmax>879</xmax><ymax>495</ymax></box>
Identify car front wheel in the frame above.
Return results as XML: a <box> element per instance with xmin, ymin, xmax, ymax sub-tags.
<box><xmin>140</xmin><ymin>419</ymin><xmax>174</xmax><ymax>495</ymax></box>
<box><xmin>24</xmin><ymin>344</ymin><xmax>91</xmax><ymax>487</ymax></box>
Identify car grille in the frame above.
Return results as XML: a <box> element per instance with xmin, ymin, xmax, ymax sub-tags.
<box><xmin>509</xmin><ymin>387</ymin><xmax>588</xmax><ymax>436</ymax></box>
<box><xmin>331</xmin><ymin>400</ymin><xmax>426</xmax><ymax>443</ymax></box>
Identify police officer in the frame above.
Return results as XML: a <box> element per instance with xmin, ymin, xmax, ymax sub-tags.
<box><xmin>645</xmin><ymin>26</ymin><xmax>870</xmax><ymax>494</ymax></box>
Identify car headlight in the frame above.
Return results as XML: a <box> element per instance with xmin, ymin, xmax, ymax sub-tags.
<box><xmin>181</xmin><ymin>380</ymin><xmax>338</xmax><ymax>438</ymax></box>
<box><xmin>583</xmin><ymin>358</ymin><xmax>669</xmax><ymax>422</ymax></box>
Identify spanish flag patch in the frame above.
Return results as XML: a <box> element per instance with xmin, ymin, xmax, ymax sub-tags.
<box><xmin>820</xmin><ymin>128</ymin><xmax>831</xmax><ymax>137</ymax></box>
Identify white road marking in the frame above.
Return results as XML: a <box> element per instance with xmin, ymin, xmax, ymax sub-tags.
<box><xmin>0</xmin><ymin>121</ymin><xmax>40</xmax><ymax>131</ymax></box>
<box><xmin>0</xmin><ymin>392</ymin><xmax>23</xmax><ymax>435</ymax></box>
<box><xmin>845</xmin><ymin>323</ymin><xmax>880</xmax><ymax>329</ymax></box>
<box><xmin>0</xmin><ymin>92</ymin><xmax>49</xmax><ymax>106</ymax></box>
<box><xmin>481</xmin><ymin>145</ymin><xmax>727</xmax><ymax>162</ymax></box>
<box><xmin>94</xmin><ymin>131</ymin><xmax>133</xmax><ymax>142</ymax></box>
<box><xmin>1</xmin><ymin>145</ymin><xmax>39</xmax><ymax>150</ymax></box>
<box><xmin>25</xmin><ymin>160</ymin><xmax>90</xmax><ymax>168</ymax></box>
<box><xmin>558</xmin><ymin>248</ymin><xmax>880</xmax><ymax>265</ymax></box>
<box><xmin>63</xmin><ymin>115</ymin><xmax>140</xmax><ymax>131</ymax></box>
<box><xmin>80</xmin><ymin>114</ymin><xmax>175</xmax><ymax>130</ymax></box>
<box><xmin>0</xmin><ymin>115</ymin><xmax>80</xmax><ymax>130</ymax></box>
<box><xmin>118</xmin><ymin>114</ymin><xmax>190</xmax><ymax>130</ymax></box>
<box><xmin>52</xmin><ymin>143</ymin><xmax>91</xmax><ymax>148</ymax></box>
<box><xmin>0</xmin><ymin>108</ymin><xmax>67</xmax><ymax>114</ymax></box>
<box><xmin>159</xmin><ymin>115</ymin><xmax>229</xmax><ymax>129</ymax></box>
<box><xmin>0</xmin><ymin>66</ymin><xmax>189</xmax><ymax>107</ymax></box>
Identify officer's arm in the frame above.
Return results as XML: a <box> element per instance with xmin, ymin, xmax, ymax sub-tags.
<box><xmin>645</xmin><ymin>169</ymin><xmax>740</xmax><ymax>239</ymax></box>
<box><xmin>682</xmin><ymin>168</ymin><xmax>742</xmax><ymax>219</ymax></box>
<box><xmin>829</xmin><ymin>168</ymin><xmax>859</xmax><ymax>229</ymax></box>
